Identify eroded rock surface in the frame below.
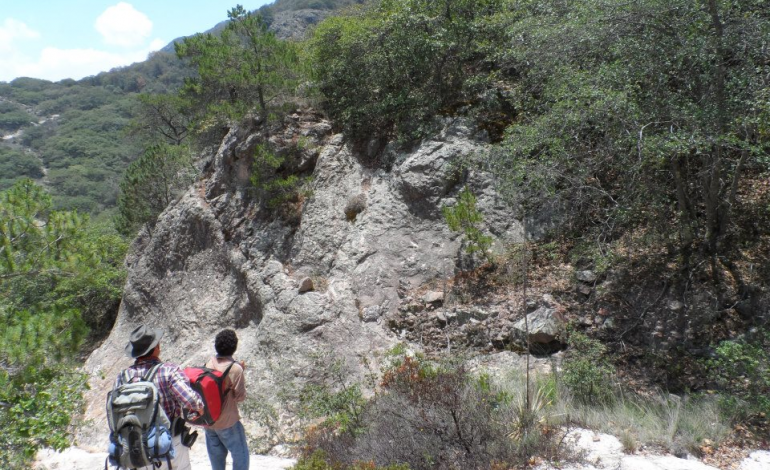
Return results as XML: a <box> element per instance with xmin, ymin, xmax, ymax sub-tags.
<box><xmin>79</xmin><ymin>116</ymin><xmax>523</xmax><ymax>449</ymax></box>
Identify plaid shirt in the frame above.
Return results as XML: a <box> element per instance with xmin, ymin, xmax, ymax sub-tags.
<box><xmin>114</xmin><ymin>357</ymin><xmax>203</xmax><ymax>420</ymax></box>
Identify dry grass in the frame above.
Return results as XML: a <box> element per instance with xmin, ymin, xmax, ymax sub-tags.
<box><xmin>553</xmin><ymin>389</ymin><xmax>730</xmax><ymax>455</ymax></box>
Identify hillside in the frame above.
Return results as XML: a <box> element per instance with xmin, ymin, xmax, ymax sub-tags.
<box><xmin>0</xmin><ymin>61</ymin><xmax>181</xmax><ymax>213</ymax></box>
<box><xmin>1</xmin><ymin>0</ymin><xmax>768</xmax><ymax>469</ymax></box>
<box><xmin>0</xmin><ymin>0</ymin><xmax>360</xmax><ymax>215</ymax></box>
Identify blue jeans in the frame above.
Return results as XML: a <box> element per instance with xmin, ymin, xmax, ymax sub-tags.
<box><xmin>205</xmin><ymin>421</ymin><xmax>250</xmax><ymax>470</ymax></box>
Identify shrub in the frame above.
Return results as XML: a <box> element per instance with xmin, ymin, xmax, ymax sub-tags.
<box><xmin>250</xmin><ymin>143</ymin><xmax>313</xmax><ymax>215</ymax></box>
<box><xmin>114</xmin><ymin>143</ymin><xmax>197</xmax><ymax>235</ymax></box>
<box><xmin>299</xmin><ymin>350</ymin><xmax>560</xmax><ymax>470</ymax></box>
<box><xmin>705</xmin><ymin>330</ymin><xmax>770</xmax><ymax>423</ymax></box>
<box><xmin>344</xmin><ymin>194</ymin><xmax>366</xmax><ymax>221</ymax></box>
<box><xmin>561</xmin><ymin>331</ymin><xmax>616</xmax><ymax>405</ymax></box>
<box><xmin>311</xmin><ymin>0</ymin><xmax>503</xmax><ymax>142</ymax></box>
<box><xmin>442</xmin><ymin>186</ymin><xmax>493</xmax><ymax>266</ymax></box>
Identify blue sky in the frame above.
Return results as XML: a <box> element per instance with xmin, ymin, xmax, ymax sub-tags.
<box><xmin>0</xmin><ymin>1</ymin><xmax>272</xmax><ymax>83</ymax></box>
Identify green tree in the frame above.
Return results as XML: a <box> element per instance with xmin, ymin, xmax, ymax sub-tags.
<box><xmin>114</xmin><ymin>144</ymin><xmax>197</xmax><ymax>236</ymax></box>
<box><xmin>0</xmin><ymin>102</ymin><xmax>36</xmax><ymax>131</ymax></box>
<box><xmin>312</xmin><ymin>0</ymin><xmax>502</xmax><ymax>141</ymax></box>
<box><xmin>175</xmin><ymin>4</ymin><xmax>304</xmax><ymax>129</ymax></box>
<box><xmin>489</xmin><ymin>0</ymin><xmax>769</xmax><ymax>278</ymax></box>
<box><xmin>0</xmin><ymin>148</ymin><xmax>43</xmax><ymax>190</ymax></box>
<box><xmin>127</xmin><ymin>93</ymin><xmax>193</xmax><ymax>145</ymax></box>
<box><xmin>0</xmin><ymin>179</ymin><xmax>126</xmax><ymax>468</ymax></box>
<box><xmin>442</xmin><ymin>186</ymin><xmax>493</xmax><ymax>265</ymax></box>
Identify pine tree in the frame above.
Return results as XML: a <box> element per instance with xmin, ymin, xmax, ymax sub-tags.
<box><xmin>175</xmin><ymin>5</ymin><xmax>304</xmax><ymax>128</ymax></box>
<box><xmin>0</xmin><ymin>179</ymin><xmax>126</xmax><ymax>468</ymax></box>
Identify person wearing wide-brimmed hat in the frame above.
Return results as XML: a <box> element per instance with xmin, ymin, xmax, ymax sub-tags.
<box><xmin>114</xmin><ymin>325</ymin><xmax>204</xmax><ymax>470</ymax></box>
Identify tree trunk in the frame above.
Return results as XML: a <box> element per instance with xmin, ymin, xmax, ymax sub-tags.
<box><xmin>704</xmin><ymin>0</ymin><xmax>729</xmax><ymax>259</ymax></box>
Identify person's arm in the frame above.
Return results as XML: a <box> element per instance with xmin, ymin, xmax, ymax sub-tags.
<box><xmin>167</xmin><ymin>365</ymin><xmax>204</xmax><ymax>413</ymax></box>
<box><xmin>229</xmin><ymin>363</ymin><xmax>246</xmax><ymax>403</ymax></box>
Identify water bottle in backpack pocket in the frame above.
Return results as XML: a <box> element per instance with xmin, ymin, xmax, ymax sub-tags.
<box><xmin>106</xmin><ymin>363</ymin><xmax>175</xmax><ymax>469</ymax></box>
<box><xmin>108</xmin><ymin>425</ymin><xmax>174</xmax><ymax>467</ymax></box>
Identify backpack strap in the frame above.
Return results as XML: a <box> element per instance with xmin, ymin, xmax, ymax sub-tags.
<box><xmin>142</xmin><ymin>363</ymin><xmax>163</xmax><ymax>383</ymax></box>
<box><xmin>220</xmin><ymin>361</ymin><xmax>237</xmax><ymax>397</ymax></box>
<box><xmin>222</xmin><ymin>361</ymin><xmax>236</xmax><ymax>378</ymax></box>
<box><xmin>119</xmin><ymin>362</ymin><xmax>162</xmax><ymax>386</ymax></box>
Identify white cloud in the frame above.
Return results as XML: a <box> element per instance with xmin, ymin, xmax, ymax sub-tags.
<box><xmin>95</xmin><ymin>2</ymin><xmax>152</xmax><ymax>48</ymax></box>
<box><xmin>0</xmin><ymin>18</ymin><xmax>40</xmax><ymax>53</ymax></box>
<box><xmin>148</xmin><ymin>38</ymin><xmax>166</xmax><ymax>51</ymax></box>
<box><xmin>0</xmin><ymin>42</ymin><xmax>164</xmax><ymax>82</ymax></box>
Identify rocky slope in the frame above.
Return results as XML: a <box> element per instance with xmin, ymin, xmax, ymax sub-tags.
<box><xmin>78</xmin><ymin>112</ymin><xmax>523</xmax><ymax>449</ymax></box>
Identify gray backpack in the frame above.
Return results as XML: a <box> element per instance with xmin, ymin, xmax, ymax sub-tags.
<box><xmin>106</xmin><ymin>363</ymin><xmax>174</xmax><ymax>469</ymax></box>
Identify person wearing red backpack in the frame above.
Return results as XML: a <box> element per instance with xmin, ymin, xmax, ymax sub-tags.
<box><xmin>204</xmin><ymin>329</ymin><xmax>248</xmax><ymax>470</ymax></box>
<box><xmin>115</xmin><ymin>325</ymin><xmax>204</xmax><ymax>470</ymax></box>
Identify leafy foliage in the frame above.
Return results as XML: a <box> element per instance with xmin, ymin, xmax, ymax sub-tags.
<box><xmin>249</xmin><ymin>142</ymin><xmax>312</xmax><ymax>214</ymax></box>
<box><xmin>0</xmin><ymin>101</ymin><xmax>36</xmax><ymax>131</ymax></box>
<box><xmin>0</xmin><ymin>365</ymin><xmax>87</xmax><ymax>469</ymax></box>
<box><xmin>176</xmin><ymin>5</ymin><xmax>305</xmax><ymax>130</ymax></box>
<box><xmin>0</xmin><ymin>180</ymin><xmax>126</xmax><ymax>467</ymax></box>
<box><xmin>488</xmin><ymin>0</ymin><xmax>770</xmax><ymax>267</ymax></box>
<box><xmin>561</xmin><ymin>331</ymin><xmax>616</xmax><ymax>406</ymax></box>
<box><xmin>0</xmin><ymin>147</ymin><xmax>42</xmax><ymax>191</ymax></box>
<box><xmin>705</xmin><ymin>330</ymin><xmax>770</xmax><ymax>422</ymax></box>
<box><xmin>311</xmin><ymin>0</ymin><xmax>501</xmax><ymax>141</ymax></box>
<box><xmin>114</xmin><ymin>143</ymin><xmax>197</xmax><ymax>236</ymax></box>
<box><xmin>442</xmin><ymin>186</ymin><xmax>493</xmax><ymax>264</ymax></box>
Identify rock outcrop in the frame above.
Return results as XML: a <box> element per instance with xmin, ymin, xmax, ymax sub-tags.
<box><xmin>78</xmin><ymin>115</ymin><xmax>524</xmax><ymax>449</ymax></box>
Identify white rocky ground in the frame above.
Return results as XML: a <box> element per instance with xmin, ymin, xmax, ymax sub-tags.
<box><xmin>535</xmin><ymin>429</ymin><xmax>770</xmax><ymax>470</ymax></box>
<box><xmin>35</xmin><ymin>431</ymin><xmax>296</xmax><ymax>470</ymax></box>
<box><xmin>36</xmin><ymin>429</ymin><xmax>770</xmax><ymax>470</ymax></box>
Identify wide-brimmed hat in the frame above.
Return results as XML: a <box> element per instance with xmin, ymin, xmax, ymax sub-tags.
<box><xmin>125</xmin><ymin>325</ymin><xmax>164</xmax><ymax>358</ymax></box>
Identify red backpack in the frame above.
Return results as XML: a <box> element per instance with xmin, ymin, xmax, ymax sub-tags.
<box><xmin>183</xmin><ymin>362</ymin><xmax>235</xmax><ymax>426</ymax></box>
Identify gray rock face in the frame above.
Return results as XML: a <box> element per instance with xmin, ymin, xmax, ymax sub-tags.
<box><xmin>79</xmin><ymin>116</ymin><xmax>525</xmax><ymax>448</ymax></box>
<box><xmin>270</xmin><ymin>9</ymin><xmax>331</xmax><ymax>40</ymax></box>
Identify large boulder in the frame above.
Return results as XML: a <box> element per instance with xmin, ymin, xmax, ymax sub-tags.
<box><xmin>511</xmin><ymin>306</ymin><xmax>567</xmax><ymax>353</ymax></box>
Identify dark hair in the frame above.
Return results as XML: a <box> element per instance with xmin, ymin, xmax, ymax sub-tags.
<box><xmin>215</xmin><ymin>329</ymin><xmax>238</xmax><ymax>356</ymax></box>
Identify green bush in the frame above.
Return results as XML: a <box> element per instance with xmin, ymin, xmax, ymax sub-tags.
<box><xmin>114</xmin><ymin>143</ymin><xmax>197</xmax><ymax>236</ymax></box>
<box><xmin>299</xmin><ymin>349</ymin><xmax>558</xmax><ymax>470</ymax></box>
<box><xmin>0</xmin><ymin>180</ymin><xmax>127</xmax><ymax>468</ymax></box>
<box><xmin>442</xmin><ymin>186</ymin><xmax>493</xmax><ymax>265</ymax></box>
<box><xmin>250</xmin><ymin>143</ymin><xmax>312</xmax><ymax>215</ymax></box>
<box><xmin>561</xmin><ymin>331</ymin><xmax>616</xmax><ymax>405</ymax></box>
<box><xmin>0</xmin><ymin>148</ymin><xmax>43</xmax><ymax>189</ymax></box>
<box><xmin>311</xmin><ymin>0</ymin><xmax>503</xmax><ymax>141</ymax></box>
<box><xmin>0</xmin><ymin>102</ymin><xmax>36</xmax><ymax>131</ymax></box>
<box><xmin>705</xmin><ymin>331</ymin><xmax>770</xmax><ymax>422</ymax></box>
